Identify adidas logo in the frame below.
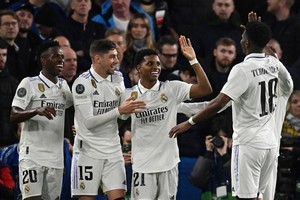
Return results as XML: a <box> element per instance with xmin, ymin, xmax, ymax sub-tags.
<box><xmin>40</xmin><ymin>94</ymin><xmax>47</xmax><ymax>98</ymax></box>
<box><xmin>93</xmin><ymin>90</ymin><xmax>99</xmax><ymax>95</ymax></box>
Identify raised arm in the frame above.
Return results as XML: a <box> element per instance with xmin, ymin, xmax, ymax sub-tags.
<box><xmin>179</xmin><ymin>35</ymin><xmax>212</xmax><ymax>99</ymax></box>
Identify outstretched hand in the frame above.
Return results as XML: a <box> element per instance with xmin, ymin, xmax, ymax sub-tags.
<box><xmin>35</xmin><ymin>106</ymin><xmax>56</xmax><ymax>120</ymax></box>
<box><xmin>118</xmin><ymin>96</ymin><xmax>146</xmax><ymax>114</ymax></box>
<box><xmin>169</xmin><ymin>121</ymin><xmax>192</xmax><ymax>138</ymax></box>
<box><xmin>179</xmin><ymin>35</ymin><xmax>196</xmax><ymax>61</ymax></box>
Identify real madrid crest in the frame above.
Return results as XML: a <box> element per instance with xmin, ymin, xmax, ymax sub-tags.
<box><xmin>91</xmin><ymin>79</ymin><xmax>97</xmax><ymax>88</ymax></box>
<box><xmin>24</xmin><ymin>185</ymin><xmax>30</xmax><ymax>193</ymax></box>
<box><xmin>80</xmin><ymin>182</ymin><xmax>85</xmax><ymax>190</ymax></box>
<box><xmin>62</xmin><ymin>91</ymin><xmax>66</xmax><ymax>100</ymax></box>
<box><xmin>115</xmin><ymin>87</ymin><xmax>121</xmax><ymax>96</ymax></box>
<box><xmin>160</xmin><ymin>93</ymin><xmax>168</xmax><ymax>103</ymax></box>
<box><xmin>131</xmin><ymin>91</ymin><xmax>138</xmax><ymax>100</ymax></box>
<box><xmin>38</xmin><ymin>83</ymin><xmax>45</xmax><ymax>92</ymax></box>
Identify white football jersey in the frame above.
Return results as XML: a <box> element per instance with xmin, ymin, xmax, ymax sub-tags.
<box><xmin>12</xmin><ymin>72</ymin><xmax>73</xmax><ymax>168</ymax></box>
<box><xmin>221</xmin><ymin>53</ymin><xmax>292</xmax><ymax>149</ymax></box>
<box><xmin>272</xmin><ymin>68</ymin><xmax>293</xmax><ymax>146</ymax></box>
<box><xmin>72</xmin><ymin>67</ymin><xmax>125</xmax><ymax>159</ymax></box>
<box><xmin>121</xmin><ymin>80</ymin><xmax>192</xmax><ymax>173</ymax></box>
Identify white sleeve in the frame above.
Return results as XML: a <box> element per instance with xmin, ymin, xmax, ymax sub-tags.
<box><xmin>12</xmin><ymin>78</ymin><xmax>32</xmax><ymax>110</ymax></box>
<box><xmin>177</xmin><ymin>102</ymin><xmax>209</xmax><ymax>115</ymax></box>
<box><xmin>76</xmin><ymin>103</ymin><xmax>120</xmax><ymax>130</ymax></box>
<box><xmin>177</xmin><ymin>101</ymin><xmax>232</xmax><ymax>115</ymax></box>
<box><xmin>278</xmin><ymin>64</ymin><xmax>293</xmax><ymax>97</ymax></box>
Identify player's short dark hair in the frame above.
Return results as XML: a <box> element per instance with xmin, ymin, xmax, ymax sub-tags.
<box><xmin>37</xmin><ymin>40</ymin><xmax>60</xmax><ymax>67</ymax></box>
<box><xmin>246</xmin><ymin>21</ymin><xmax>271</xmax><ymax>48</ymax></box>
<box><xmin>133</xmin><ymin>49</ymin><xmax>158</xmax><ymax>68</ymax></box>
<box><xmin>89</xmin><ymin>39</ymin><xmax>117</xmax><ymax>58</ymax></box>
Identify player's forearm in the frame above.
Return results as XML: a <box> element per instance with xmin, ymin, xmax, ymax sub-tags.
<box><xmin>191</xmin><ymin>94</ymin><xmax>228</xmax><ymax>124</ymax></box>
<box><xmin>190</xmin><ymin>62</ymin><xmax>212</xmax><ymax>99</ymax></box>
<box><xmin>77</xmin><ymin>105</ymin><xmax>120</xmax><ymax>130</ymax></box>
<box><xmin>10</xmin><ymin>107</ymin><xmax>38</xmax><ymax>123</ymax></box>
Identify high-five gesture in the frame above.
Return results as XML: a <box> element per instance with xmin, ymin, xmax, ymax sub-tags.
<box><xmin>179</xmin><ymin>35</ymin><xmax>196</xmax><ymax>61</ymax></box>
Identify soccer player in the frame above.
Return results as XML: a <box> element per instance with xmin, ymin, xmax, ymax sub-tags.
<box><xmin>120</xmin><ymin>35</ymin><xmax>212</xmax><ymax>199</ymax></box>
<box><xmin>10</xmin><ymin>41</ymin><xmax>73</xmax><ymax>200</ymax></box>
<box><xmin>169</xmin><ymin>16</ymin><xmax>293</xmax><ymax>200</ymax></box>
<box><xmin>70</xmin><ymin>39</ymin><xmax>145</xmax><ymax>200</ymax></box>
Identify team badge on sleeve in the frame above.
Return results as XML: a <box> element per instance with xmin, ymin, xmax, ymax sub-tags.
<box><xmin>76</xmin><ymin>84</ymin><xmax>85</xmax><ymax>94</ymax></box>
<box><xmin>91</xmin><ymin>79</ymin><xmax>97</xmax><ymax>88</ymax></box>
<box><xmin>38</xmin><ymin>83</ymin><xmax>45</xmax><ymax>92</ymax></box>
<box><xmin>131</xmin><ymin>91</ymin><xmax>138</xmax><ymax>100</ymax></box>
<box><xmin>160</xmin><ymin>93</ymin><xmax>168</xmax><ymax>103</ymax></box>
<box><xmin>17</xmin><ymin>88</ymin><xmax>27</xmax><ymax>97</ymax></box>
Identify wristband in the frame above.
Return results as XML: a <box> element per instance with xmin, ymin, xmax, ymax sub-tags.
<box><xmin>189</xmin><ymin>58</ymin><xmax>199</xmax><ymax>66</ymax></box>
<box><xmin>188</xmin><ymin>117</ymin><xmax>196</xmax><ymax>125</ymax></box>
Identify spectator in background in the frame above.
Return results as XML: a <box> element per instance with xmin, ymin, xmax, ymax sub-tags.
<box><xmin>268</xmin><ymin>38</ymin><xmax>283</xmax><ymax>60</ymax></box>
<box><xmin>121</xmin><ymin>13</ymin><xmax>156</xmax><ymax>88</ymax></box>
<box><xmin>0</xmin><ymin>9</ymin><xmax>27</xmax><ymax>81</ymax></box>
<box><xmin>55</xmin><ymin>0</ymin><xmax>106</xmax><ymax>74</ymax></box>
<box><xmin>12</xmin><ymin>3</ymin><xmax>41</xmax><ymax>77</ymax></box>
<box><xmin>191</xmin><ymin>0</ymin><xmax>243</xmax><ymax>63</ymax></box>
<box><xmin>9</xmin><ymin>0</ymin><xmax>66</xmax><ymax>36</ymax></box>
<box><xmin>92</xmin><ymin>0</ymin><xmax>155</xmax><ymax>37</ymax></box>
<box><xmin>156</xmin><ymin>35</ymin><xmax>180</xmax><ymax>81</ymax></box>
<box><xmin>264</xmin><ymin>0</ymin><xmax>300</xmax><ymax>67</ymax></box>
<box><xmin>189</xmin><ymin>115</ymin><xmax>235</xmax><ymax>200</ymax></box>
<box><xmin>0</xmin><ymin>161</ymin><xmax>15</xmax><ymax>200</ymax></box>
<box><xmin>168</xmin><ymin>0</ymin><xmax>212</xmax><ymax>39</ymax></box>
<box><xmin>201</xmin><ymin>37</ymin><xmax>237</xmax><ymax>100</ymax></box>
<box><xmin>60</xmin><ymin>47</ymin><xmax>77</xmax><ymax>145</ymax></box>
<box><xmin>120</xmin><ymin>128</ymin><xmax>133</xmax><ymax>199</ymax></box>
<box><xmin>0</xmin><ymin>38</ymin><xmax>19</xmax><ymax>148</ymax></box>
<box><xmin>104</xmin><ymin>28</ymin><xmax>126</xmax><ymax>70</ymax></box>
<box><xmin>61</xmin><ymin>47</ymin><xmax>77</xmax><ymax>86</ymax></box>
<box><xmin>137</xmin><ymin>0</ymin><xmax>178</xmax><ymax>40</ymax></box>
<box><xmin>54</xmin><ymin>35</ymin><xmax>71</xmax><ymax>48</ymax></box>
<box><xmin>282</xmin><ymin>90</ymin><xmax>300</xmax><ymax>137</ymax></box>
<box><xmin>0</xmin><ymin>122</ymin><xmax>22</xmax><ymax>200</ymax></box>
<box><xmin>34</xmin><ymin>3</ymin><xmax>60</xmax><ymax>40</ymax></box>
<box><xmin>276</xmin><ymin>90</ymin><xmax>300</xmax><ymax>199</ymax></box>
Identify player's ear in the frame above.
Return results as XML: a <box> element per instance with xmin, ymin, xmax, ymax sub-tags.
<box><xmin>136</xmin><ymin>64</ymin><xmax>141</xmax><ymax>72</ymax></box>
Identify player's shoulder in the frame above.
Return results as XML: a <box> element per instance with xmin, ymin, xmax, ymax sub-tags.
<box><xmin>113</xmin><ymin>70</ymin><xmax>123</xmax><ymax>77</ymax></box>
<box><xmin>124</xmin><ymin>85</ymin><xmax>138</xmax><ymax>92</ymax></box>
<box><xmin>111</xmin><ymin>71</ymin><xmax>124</xmax><ymax>83</ymax></box>
<box><xmin>74</xmin><ymin>71</ymin><xmax>92</xmax><ymax>85</ymax></box>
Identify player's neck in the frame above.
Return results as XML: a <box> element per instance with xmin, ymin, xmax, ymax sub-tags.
<box><xmin>140</xmin><ymin>79</ymin><xmax>157</xmax><ymax>89</ymax></box>
<box><xmin>42</xmin><ymin>71</ymin><xmax>58</xmax><ymax>84</ymax></box>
